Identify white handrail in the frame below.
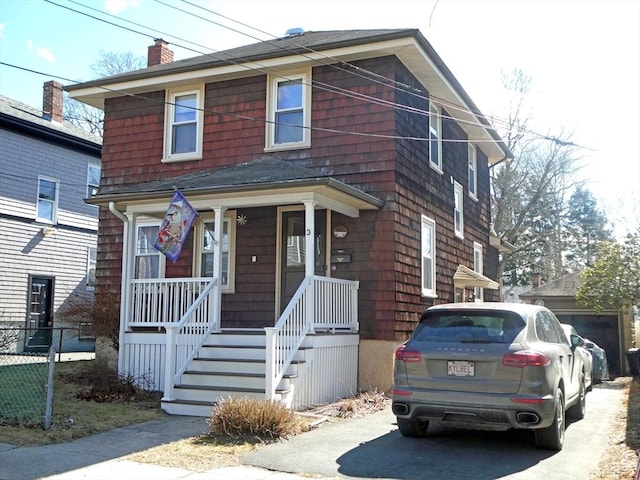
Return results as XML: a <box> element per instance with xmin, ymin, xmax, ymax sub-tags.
<box><xmin>163</xmin><ymin>278</ymin><xmax>218</xmax><ymax>401</ymax></box>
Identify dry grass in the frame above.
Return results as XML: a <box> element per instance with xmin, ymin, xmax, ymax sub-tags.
<box><xmin>591</xmin><ymin>376</ymin><xmax>640</xmax><ymax>480</ymax></box>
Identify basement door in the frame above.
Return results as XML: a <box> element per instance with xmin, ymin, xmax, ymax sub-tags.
<box><xmin>280</xmin><ymin>210</ymin><xmax>327</xmax><ymax>313</ymax></box>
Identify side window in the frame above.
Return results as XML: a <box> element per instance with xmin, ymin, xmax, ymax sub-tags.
<box><xmin>468</xmin><ymin>143</ymin><xmax>477</xmax><ymax>199</ymax></box>
<box><xmin>421</xmin><ymin>215</ymin><xmax>436</xmax><ymax>297</ymax></box>
<box><xmin>135</xmin><ymin>223</ymin><xmax>164</xmax><ymax>279</ymax></box>
<box><xmin>196</xmin><ymin>214</ymin><xmax>236</xmax><ymax>292</ymax></box>
<box><xmin>87</xmin><ymin>164</ymin><xmax>101</xmax><ymax>198</ymax></box>
<box><xmin>535</xmin><ymin>311</ymin><xmax>563</xmax><ymax>343</ymax></box>
<box><xmin>429</xmin><ymin>102</ymin><xmax>442</xmax><ymax>172</ymax></box>
<box><xmin>473</xmin><ymin>242</ymin><xmax>483</xmax><ymax>301</ymax></box>
<box><xmin>164</xmin><ymin>87</ymin><xmax>204</xmax><ymax>161</ymax></box>
<box><xmin>87</xmin><ymin>247</ymin><xmax>96</xmax><ymax>289</ymax></box>
<box><xmin>266</xmin><ymin>69</ymin><xmax>311</xmax><ymax>150</ymax></box>
<box><xmin>37</xmin><ymin>176</ymin><xmax>58</xmax><ymax>224</ymax></box>
<box><xmin>453</xmin><ymin>181</ymin><xmax>464</xmax><ymax>239</ymax></box>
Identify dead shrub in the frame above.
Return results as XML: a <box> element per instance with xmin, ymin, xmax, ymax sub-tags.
<box><xmin>207</xmin><ymin>397</ymin><xmax>309</xmax><ymax>440</ymax></box>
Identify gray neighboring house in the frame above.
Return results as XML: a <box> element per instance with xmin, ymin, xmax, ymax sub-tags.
<box><xmin>0</xmin><ymin>81</ymin><xmax>101</xmax><ymax>353</ymax></box>
<box><xmin>519</xmin><ymin>272</ymin><xmax>634</xmax><ymax>376</ymax></box>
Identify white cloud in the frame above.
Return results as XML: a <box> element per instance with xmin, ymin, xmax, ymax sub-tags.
<box><xmin>26</xmin><ymin>39</ymin><xmax>56</xmax><ymax>63</ymax></box>
<box><xmin>104</xmin><ymin>0</ymin><xmax>140</xmax><ymax>15</ymax></box>
<box><xmin>0</xmin><ymin>23</ymin><xmax>5</xmax><ymax>40</ymax></box>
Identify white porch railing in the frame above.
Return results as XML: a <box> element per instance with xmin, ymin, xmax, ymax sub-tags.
<box><xmin>162</xmin><ymin>278</ymin><xmax>219</xmax><ymax>401</ymax></box>
<box><xmin>265</xmin><ymin>275</ymin><xmax>359</xmax><ymax>402</ymax></box>
<box><xmin>129</xmin><ymin>278</ymin><xmax>213</xmax><ymax>328</ymax></box>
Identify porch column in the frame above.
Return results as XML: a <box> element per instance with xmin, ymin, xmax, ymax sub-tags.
<box><xmin>304</xmin><ymin>200</ymin><xmax>316</xmax><ymax>334</ymax></box>
<box><xmin>211</xmin><ymin>205</ymin><xmax>226</xmax><ymax>333</ymax></box>
<box><xmin>118</xmin><ymin>211</ymin><xmax>136</xmax><ymax>372</ymax></box>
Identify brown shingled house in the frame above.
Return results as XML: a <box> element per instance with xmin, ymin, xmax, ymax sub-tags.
<box><xmin>67</xmin><ymin>29</ymin><xmax>511</xmax><ymax>415</ymax></box>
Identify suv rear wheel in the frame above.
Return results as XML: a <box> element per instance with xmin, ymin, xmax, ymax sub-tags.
<box><xmin>534</xmin><ymin>389</ymin><xmax>565</xmax><ymax>450</ymax></box>
<box><xmin>567</xmin><ymin>374</ymin><xmax>586</xmax><ymax>420</ymax></box>
<box><xmin>397</xmin><ymin>417</ymin><xmax>428</xmax><ymax>437</ymax></box>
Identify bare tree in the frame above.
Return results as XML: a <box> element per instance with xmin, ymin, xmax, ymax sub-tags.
<box><xmin>64</xmin><ymin>51</ymin><xmax>146</xmax><ymax>136</ymax></box>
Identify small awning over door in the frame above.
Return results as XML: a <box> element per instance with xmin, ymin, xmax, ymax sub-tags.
<box><xmin>453</xmin><ymin>264</ymin><xmax>500</xmax><ymax>290</ymax></box>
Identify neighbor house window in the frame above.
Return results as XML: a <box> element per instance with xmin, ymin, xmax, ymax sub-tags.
<box><xmin>197</xmin><ymin>214</ymin><xmax>236</xmax><ymax>292</ymax></box>
<box><xmin>135</xmin><ymin>223</ymin><xmax>164</xmax><ymax>279</ymax></box>
<box><xmin>37</xmin><ymin>176</ymin><xmax>58</xmax><ymax>223</ymax></box>
<box><xmin>87</xmin><ymin>164</ymin><xmax>100</xmax><ymax>198</ymax></box>
<box><xmin>468</xmin><ymin>143</ymin><xmax>477</xmax><ymax>199</ymax></box>
<box><xmin>164</xmin><ymin>86</ymin><xmax>204</xmax><ymax>161</ymax></box>
<box><xmin>429</xmin><ymin>102</ymin><xmax>442</xmax><ymax>172</ymax></box>
<box><xmin>266</xmin><ymin>69</ymin><xmax>311</xmax><ymax>150</ymax></box>
<box><xmin>87</xmin><ymin>247</ymin><xmax>96</xmax><ymax>289</ymax></box>
<box><xmin>474</xmin><ymin>242</ymin><xmax>483</xmax><ymax>301</ymax></box>
<box><xmin>421</xmin><ymin>215</ymin><xmax>436</xmax><ymax>297</ymax></box>
<box><xmin>454</xmin><ymin>181</ymin><xmax>464</xmax><ymax>238</ymax></box>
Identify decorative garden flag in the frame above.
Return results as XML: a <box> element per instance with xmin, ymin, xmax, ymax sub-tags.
<box><xmin>154</xmin><ymin>190</ymin><xmax>198</xmax><ymax>262</ymax></box>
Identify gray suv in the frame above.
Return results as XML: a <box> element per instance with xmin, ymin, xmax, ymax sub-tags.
<box><xmin>392</xmin><ymin>302</ymin><xmax>588</xmax><ymax>450</ymax></box>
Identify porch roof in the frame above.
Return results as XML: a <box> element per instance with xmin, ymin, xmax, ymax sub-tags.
<box><xmin>453</xmin><ymin>264</ymin><xmax>500</xmax><ymax>290</ymax></box>
<box><xmin>87</xmin><ymin>156</ymin><xmax>384</xmax><ymax>218</ymax></box>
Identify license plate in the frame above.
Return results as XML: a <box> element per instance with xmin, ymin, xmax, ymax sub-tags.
<box><xmin>448</xmin><ymin>360</ymin><xmax>475</xmax><ymax>376</ymax></box>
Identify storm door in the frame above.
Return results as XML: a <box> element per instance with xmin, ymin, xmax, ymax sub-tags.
<box><xmin>25</xmin><ymin>276</ymin><xmax>54</xmax><ymax>352</ymax></box>
<box><xmin>280</xmin><ymin>210</ymin><xmax>326</xmax><ymax>313</ymax></box>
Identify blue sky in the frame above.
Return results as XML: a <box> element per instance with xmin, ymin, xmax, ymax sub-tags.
<box><xmin>1</xmin><ymin>0</ymin><xmax>639</xmax><ymax>234</ymax></box>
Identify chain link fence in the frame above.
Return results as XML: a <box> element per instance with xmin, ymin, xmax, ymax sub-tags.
<box><xmin>0</xmin><ymin>326</ymin><xmax>95</xmax><ymax>429</ymax></box>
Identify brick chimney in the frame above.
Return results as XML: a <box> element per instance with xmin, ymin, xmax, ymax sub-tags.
<box><xmin>531</xmin><ymin>272</ymin><xmax>542</xmax><ymax>288</ymax></box>
<box><xmin>147</xmin><ymin>38</ymin><xmax>174</xmax><ymax>67</ymax></box>
<box><xmin>42</xmin><ymin>80</ymin><xmax>64</xmax><ymax>123</ymax></box>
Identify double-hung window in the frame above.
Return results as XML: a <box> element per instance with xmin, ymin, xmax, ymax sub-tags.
<box><xmin>473</xmin><ymin>242</ymin><xmax>484</xmax><ymax>301</ymax></box>
<box><xmin>266</xmin><ymin>69</ymin><xmax>311</xmax><ymax>150</ymax></box>
<box><xmin>429</xmin><ymin>102</ymin><xmax>442</xmax><ymax>172</ymax></box>
<box><xmin>87</xmin><ymin>164</ymin><xmax>100</xmax><ymax>198</ymax></box>
<box><xmin>135</xmin><ymin>223</ymin><xmax>164</xmax><ymax>279</ymax></box>
<box><xmin>164</xmin><ymin>87</ymin><xmax>204</xmax><ymax>161</ymax></box>
<box><xmin>37</xmin><ymin>176</ymin><xmax>58</xmax><ymax>223</ymax></box>
<box><xmin>421</xmin><ymin>215</ymin><xmax>436</xmax><ymax>297</ymax></box>
<box><xmin>468</xmin><ymin>143</ymin><xmax>477</xmax><ymax>199</ymax></box>
<box><xmin>196</xmin><ymin>214</ymin><xmax>235</xmax><ymax>292</ymax></box>
<box><xmin>454</xmin><ymin>181</ymin><xmax>464</xmax><ymax>238</ymax></box>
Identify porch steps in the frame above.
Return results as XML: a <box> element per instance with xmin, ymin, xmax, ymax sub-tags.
<box><xmin>161</xmin><ymin>330</ymin><xmax>308</xmax><ymax>417</ymax></box>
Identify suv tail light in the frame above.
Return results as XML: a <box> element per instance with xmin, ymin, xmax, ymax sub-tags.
<box><xmin>395</xmin><ymin>345</ymin><xmax>422</xmax><ymax>363</ymax></box>
<box><xmin>503</xmin><ymin>350</ymin><xmax>550</xmax><ymax>368</ymax></box>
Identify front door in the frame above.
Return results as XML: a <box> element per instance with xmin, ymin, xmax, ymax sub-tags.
<box><xmin>25</xmin><ymin>276</ymin><xmax>54</xmax><ymax>352</ymax></box>
<box><xmin>280</xmin><ymin>210</ymin><xmax>326</xmax><ymax>313</ymax></box>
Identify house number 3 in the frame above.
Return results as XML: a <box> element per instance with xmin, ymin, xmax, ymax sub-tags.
<box><xmin>306</xmin><ymin>229</ymin><xmax>311</xmax><ymax>235</ymax></box>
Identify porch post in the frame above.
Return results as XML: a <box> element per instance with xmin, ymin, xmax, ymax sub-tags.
<box><xmin>211</xmin><ymin>205</ymin><xmax>226</xmax><ymax>333</ymax></box>
<box><xmin>118</xmin><ymin>211</ymin><xmax>136</xmax><ymax>373</ymax></box>
<box><xmin>304</xmin><ymin>200</ymin><xmax>316</xmax><ymax>334</ymax></box>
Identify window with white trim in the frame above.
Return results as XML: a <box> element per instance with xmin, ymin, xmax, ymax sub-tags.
<box><xmin>87</xmin><ymin>164</ymin><xmax>100</xmax><ymax>198</ymax></box>
<box><xmin>266</xmin><ymin>69</ymin><xmax>311</xmax><ymax>150</ymax></box>
<box><xmin>36</xmin><ymin>176</ymin><xmax>58</xmax><ymax>223</ymax></box>
<box><xmin>474</xmin><ymin>242</ymin><xmax>484</xmax><ymax>301</ymax></box>
<box><xmin>429</xmin><ymin>102</ymin><xmax>442</xmax><ymax>172</ymax></box>
<box><xmin>468</xmin><ymin>143</ymin><xmax>477</xmax><ymax>199</ymax></box>
<box><xmin>454</xmin><ymin>181</ymin><xmax>464</xmax><ymax>238</ymax></box>
<box><xmin>135</xmin><ymin>223</ymin><xmax>164</xmax><ymax>279</ymax></box>
<box><xmin>196</xmin><ymin>214</ymin><xmax>236</xmax><ymax>292</ymax></box>
<box><xmin>164</xmin><ymin>87</ymin><xmax>204</xmax><ymax>161</ymax></box>
<box><xmin>87</xmin><ymin>247</ymin><xmax>96</xmax><ymax>289</ymax></box>
<box><xmin>421</xmin><ymin>215</ymin><xmax>436</xmax><ymax>297</ymax></box>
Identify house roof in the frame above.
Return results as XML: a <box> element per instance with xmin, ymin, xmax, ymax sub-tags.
<box><xmin>87</xmin><ymin>156</ymin><xmax>384</xmax><ymax>218</ymax></box>
<box><xmin>519</xmin><ymin>272</ymin><xmax>584</xmax><ymax>298</ymax></box>
<box><xmin>0</xmin><ymin>94</ymin><xmax>101</xmax><ymax>154</ymax></box>
<box><xmin>67</xmin><ymin>29</ymin><xmax>511</xmax><ymax>164</ymax></box>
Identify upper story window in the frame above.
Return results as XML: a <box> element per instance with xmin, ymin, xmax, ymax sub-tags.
<box><xmin>87</xmin><ymin>164</ymin><xmax>101</xmax><ymax>198</ymax></box>
<box><xmin>468</xmin><ymin>143</ymin><xmax>477</xmax><ymax>199</ymax></box>
<box><xmin>266</xmin><ymin>69</ymin><xmax>311</xmax><ymax>150</ymax></box>
<box><xmin>37</xmin><ymin>176</ymin><xmax>58</xmax><ymax>224</ymax></box>
<box><xmin>421</xmin><ymin>215</ymin><xmax>436</xmax><ymax>297</ymax></box>
<box><xmin>196</xmin><ymin>213</ymin><xmax>236</xmax><ymax>292</ymax></box>
<box><xmin>135</xmin><ymin>223</ymin><xmax>165</xmax><ymax>279</ymax></box>
<box><xmin>164</xmin><ymin>86</ymin><xmax>204</xmax><ymax>162</ymax></box>
<box><xmin>454</xmin><ymin>181</ymin><xmax>464</xmax><ymax>239</ymax></box>
<box><xmin>429</xmin><ymin>102</ymin><xmax>442</xmax><ymax>172</ymax></box>
<box><xmin>473</xmin><ymin>242</ymin><xmax>483</xmax><ymax>301</ymax></box>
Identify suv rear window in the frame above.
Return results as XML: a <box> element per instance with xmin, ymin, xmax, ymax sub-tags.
<box><xmin>412</xmin><ymin>310</ymin><xmax>525</xmax><ymax>344</ymax></box>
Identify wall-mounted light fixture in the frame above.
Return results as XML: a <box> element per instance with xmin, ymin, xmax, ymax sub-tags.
<box><xmin>42</xmin><ymin>227</ymin><xmax>56</xmax><ymax>236</ymax></box>
<box><xmin>333</xmin><ymin>225</ymin><xmax>348</xmax><ymax>238</ymax></box>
